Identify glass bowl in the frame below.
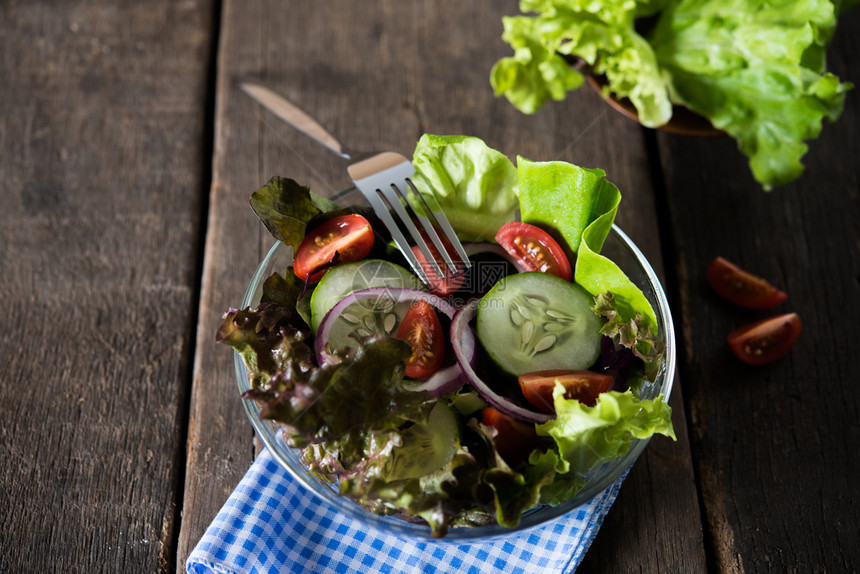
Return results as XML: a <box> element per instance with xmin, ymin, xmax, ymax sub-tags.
<box><xmin>234</xmin><ymin>223</ymin><xmax>676</xmax><ymax>542</ymax></box>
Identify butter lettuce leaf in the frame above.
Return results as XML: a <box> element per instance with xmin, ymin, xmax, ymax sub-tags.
<box><xmin>576</xmin><ymin>220</ymin><xmax>659</xmax><ymax>330</ymax></box>
<box><xmin>518</xmin><ymin>158</ymin><xmax>620</xmax><ymax>256</ymax></box>
<box><xmin>410</xmin><ymin>134</ymin><xmax>519</xmax><ymax>242</ymax></box>
<box><xmin>516</xmin><ymin>157</ymin><xmax>658</xmax><ymax>329</ymax></box>
<box><xmin>490</xmin><ymin>13</ymin><xmax>586</xmax><ymax>115</ymax></box>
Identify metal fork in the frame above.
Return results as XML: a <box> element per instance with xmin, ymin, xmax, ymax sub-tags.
<box><xmin>240</xmin><ymin>82</ymin><xmax>471</xmax><ymax>285</ymax></box>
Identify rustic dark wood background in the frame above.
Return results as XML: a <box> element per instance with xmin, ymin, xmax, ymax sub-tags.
<box><xmin>1</xmin><ymin>1</ymin><xmax>857</xmax><ymax>572</ymax></box>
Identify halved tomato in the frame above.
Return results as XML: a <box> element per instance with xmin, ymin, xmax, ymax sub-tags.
<box><xmin>727</xmin><ymin>313</ymin><xmax>802</xmax><ymax>366</ymax></box>
<box><xmin>396</xmin><ymin>299</ymin><xmax>445</xmax><ymax>378</ymax></box>
<box><xmin>293</xmin><ymin>214</ymin><xmax>375</xmax><ymax>282</ymax></box>
<box><xmin>411</xmin><ymin>226</ymin><xmax>466</xmax><ymax>297</ymax></box>
<box><xmin>706</xmin><ymin>256</ymin><xmax>787</xmax><ymax>309</ymax></box>
<box><xmin>481</xmin><ymin>407</ymin><xmax>541</xmax><ymax>467</ymax></box>
<box><xmin>518</xmin><ymin>369</ymin><xmax>613</xmax><ymax>411</ymax></box>
<box><xmin>495</xmin><ymin>222</ymin><xmax>572</xmax><ymax>281</ymax></box>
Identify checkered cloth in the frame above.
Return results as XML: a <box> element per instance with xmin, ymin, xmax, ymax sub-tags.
<box><xmin>186</xmin><ymin>448</ymin><xmax>627</xmax><ymax>574</ymax></box>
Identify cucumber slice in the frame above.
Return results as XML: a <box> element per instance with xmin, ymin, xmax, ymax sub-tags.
<box><xmin>309</xmin><ymin>260</ymin><xmax>423</xmax><ymax>331</ymax></box>
<box><xmin>476</xmin><ymin>272</ymin><xmax>601</xmax><ymax>377</ymax></box>
<box><xmin>384</xmin><ymin>401</ymin><xmax>460</xmax><ymax>481</ymax></box>
<box><xmin>319</xmin><ymin>292</ymin><xmax>414</xmax><ymax>356</ymax></box>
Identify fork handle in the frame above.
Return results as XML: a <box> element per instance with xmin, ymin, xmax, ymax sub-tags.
<box><xmin>240</xmin><ymin>82</ymin><xmax>350</xmax><ymax>159</ymax></box>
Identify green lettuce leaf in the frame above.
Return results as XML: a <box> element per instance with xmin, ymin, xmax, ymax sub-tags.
<box><xmin>537</xmin><ymin>386</ymin><xmax>675</xmax><ymax>474</ymax></box>
<box><xmin>410</xmin><ymin>134</ymin><xmax>519</xmax><ymax>242</ymax></box>
<box><xmin>492</xmin><ymin>0</ymin><xmax>853</xmax><ymax>189</ymax></box>
<box><xmin>515</xmin><ymin>157</ymin><xmax>658</xmax><ymax>330</ymax></box>
<box><xmin>518</xmin><ymin>157</ymin><xmax>621</xmax><ymax>256</ymax></box>
<box><xmin>490</xmin><ymin>0</ymin><xmax>674</xmax><ymax>126</ymax></box>
<box><xmin>249</xmin><ymin>176</ymin><xmax>334</xmax><ymax>250</ymax></box>
<box><xmin>650</xmin><ymin>0</ymin><xmax>851</xmax><ymax>189</ymax></box>
<box><xmin>576</xmin><ymin>219</ymin><xmax>659</xmax><ymax>331</ymax></box>
<box><xmin>490</xmin><ymin>13</ymin><xmax>585</xmax><ymax>115</ymax></box>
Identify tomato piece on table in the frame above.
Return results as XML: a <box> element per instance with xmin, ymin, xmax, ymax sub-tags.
<box><xmin>481</xmin><ymin>407</ymin><xmax>541</xmax><ymax>467</ymax></box>
<box><xmin>293</xmin><ymin>214</ymin><xmax>375</xmax><ymax>282</ymax></box>
<box><xmin>706</xmin><ymin>256</ymin><xmax>787</xmax><ymax>309</ymax></box>
<box><xmin>411</xmin><ymin>226</ymin><xmax>466</xmax><ymax>297</ymax></box>
<box><xmin>495</xmin><ymin>222</ymin><xmax>572</xmax><ymax>281</ymax></box>
<box><xmin>727</xmin><ymin>313</ymin><xmax>802</xmax><ymax>366</ymax></box>
<box><xmin>396</xmin><ymin>299</ymin><xmax>445</xmax><ymax>378</ymax></box>
<box><xmin>518</xmin><ymin>369</ymin><xmax>613</xmax><ymax>411</ymax></box>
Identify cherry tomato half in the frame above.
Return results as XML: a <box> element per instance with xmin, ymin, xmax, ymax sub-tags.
<box><xmin>293</xmin><ymin>214</ymin><xmax>374</xmax><ymax>282</ymax></box>
<box><xmin>518</xmin><ymin>369</ymin><xmax>613</xmax><ymax>411</ymax></box>
<box><xmin>706</xmin><ymin>256</ymin><xmax>787</xmax><ymax>310</ymax></box>
<box><xmin>396</xmin><ymin>299</ymin><xmax>445</xmax><ymax>378</ymax></box>
<box><xmin>411</xmin><ymin>226</ymin><xmax>466</xmax><ymax>297</ymax></box>
<box><xmin>727</xmin><ymin>313</ymin><xmax>802</xmax><ymax>366</ymax></box>
<box><xmin>496</xmin><ymin>222</ymin><xmax>572</xmax><ymax>281</ymax></box>
<box><xmin>481</xmin><ymin>407</ymin><xmax>541</xmax><ymax>467</ymax></box>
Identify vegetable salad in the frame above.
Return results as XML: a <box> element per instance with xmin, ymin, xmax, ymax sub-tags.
<box><xmin>218</xmin><ymin>135</ymin><xmax>675</xmax><ymax>538</ymax></box>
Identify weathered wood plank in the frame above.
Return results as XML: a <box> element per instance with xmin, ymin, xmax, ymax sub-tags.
<box><xmin>0</xmin><ymin>0</ymin><xmax>213</xmax><ymax>572</ymax></box>
<box><xmin>181</xmin><ymin>1</ymin><xmax>704</xmax><ymax>571</ymax></box>
<box><xmin>655</xmin><ymin>7</ymin><xmax>860</xmax><ymax>573</ymax></box>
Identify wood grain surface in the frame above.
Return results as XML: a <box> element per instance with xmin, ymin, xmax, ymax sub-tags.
<box><xmin>0</xmin><ymin>0</ymin><xmax>214</xmax><ymax>572</ymax></box>
<box><xmin>2</xmin><ymin>0</ymin><xmax>858</xmax><ymax>572</ymax></box>
<box><xmin>653</xmin><ymin>10</ymin><xmax>860</xmax><ymax>571</ymax></box>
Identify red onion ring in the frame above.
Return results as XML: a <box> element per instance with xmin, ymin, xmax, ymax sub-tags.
<box><xmin>314</xmin><ymin>287</ymin><xmax>469</xmax><ymax>398</ymax></box>
<box><xmin>449</xmin><ymin>299</ymin><xmax>551</xmax><ymax>425</ymax></box>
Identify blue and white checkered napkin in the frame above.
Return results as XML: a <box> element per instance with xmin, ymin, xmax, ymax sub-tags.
<box><xmin>186</xmin><ymin>448</ymin><xmax>627</xmax><ymax>574</ymax></box>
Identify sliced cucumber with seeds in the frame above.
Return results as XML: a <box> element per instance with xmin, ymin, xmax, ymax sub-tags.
<box><xmin>322</xmin><ymin>292</ymin><xmax>413</xmax><ymax>355</ymax></box>
<box><xmin>384</xmin><ymin>401</ymin><xmax>460</xmax><ymax>481</ymax></box>
<box><xmin>309</xmin><ymin>259</ymin><xmax>423</xmax><ymax>331</ymax></box>
<box><xmin>476</xmin><ymin>272</ymin><xmax>602</xmax><ymax>377</ymax></box>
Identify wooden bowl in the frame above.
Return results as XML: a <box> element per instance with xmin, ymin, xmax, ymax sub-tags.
<box><xmin>584</xmin><ymin>71</ymin><xmax>724</xmax><ymax>138</ymax></box>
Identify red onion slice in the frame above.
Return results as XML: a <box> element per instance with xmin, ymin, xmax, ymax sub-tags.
<box><xmin>315</xmin><ymin>287</ymin><xmax>467</xmax><ymax>397</ymax></box>
<box><xmin>405</xmin><ymin>362</ymin><xmax>466</xmax><ymax>398</ymax></box>
<box><xmin>450</xmin><ymin>299</ymin><xmax>551</xmax><ymax>425</ymax></box>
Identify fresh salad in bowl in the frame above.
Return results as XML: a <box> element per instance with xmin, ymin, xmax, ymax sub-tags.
<box><xmin>217</xmin><ymin>135</ymin><xmax>676</xmax><ymax>538</ymax></box>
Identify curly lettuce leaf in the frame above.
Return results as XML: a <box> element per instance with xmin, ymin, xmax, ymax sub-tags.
<box><xmin>593</xmin><ymin>292</ymin><xmax>664</xmax><ymax>381</ymax></box>
<box><xmin>409</xmin><ymin>134</ymin><xmax>519</xmax><ymax>242</ymax></box>
<box><xmin>537</xmin><ymin>386</ymin><xmax>675</xmax><ymax>475</ymax></box>
<box><xmin>650</xmin><ymin>0</ymin><xmax>852</xmax><ymax>189</ymax></box>
<box><xmin>493</xmin><ymin>0</ymin><xmax>853</xmax><ymax>189</ymax></box>
<box><xmin>216</xmin><ymin>306</ymin><xmax>313</xmax><ymax>388</ymax></box>
<box><xmin>490</xmin><ymin>13</ymin><xmax>585</xmax><ymax>115</ymax></box>
<box><xmin>491</xmin><ymin>0</ymin><xmax>674</xmax><ymax>126</ymax></box>
<box><xmin>307</xmin><ymin>403</ymin><xmax>496</xmax><ymax>538</ymax></box>
<box><xmin>218</xmin><ymin>291</ymin><xmax>428</xmax><ymax>446</ymax></box>
<box><xmin>465</xmin><ymin>418</ymin><xmax>557</xmax><ymax>527</ymax></box>
<box><xmin>251</xmin><ymin>335</ymin><xmax>423</xmax><ymax>444</ymax></box>
<box><xmin>334</xmin><ymin>447</ymin><xmax>492</xmax><ymax>538</ymax></box>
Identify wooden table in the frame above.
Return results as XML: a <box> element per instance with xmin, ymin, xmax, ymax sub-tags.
<box><xmin>2</xmin><ymin>1</ymin><xmax>858</xmax><ymax>572</ymax></box>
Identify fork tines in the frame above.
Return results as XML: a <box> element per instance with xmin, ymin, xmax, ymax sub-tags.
<box><xmin>347</xmin><ymin>152</ymin><xmax>471</xmax><ymax>286</ymax></box>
